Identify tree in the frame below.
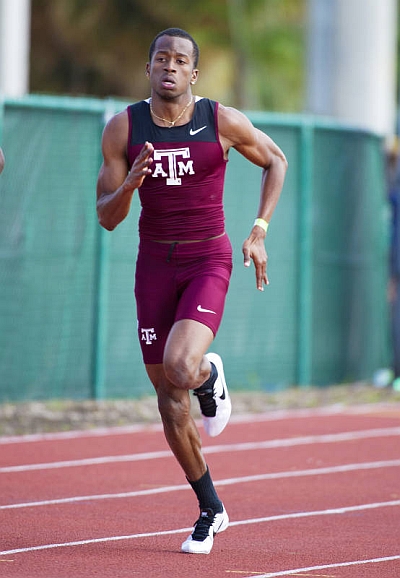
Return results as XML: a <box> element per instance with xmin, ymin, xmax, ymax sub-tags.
<box><xmin>30</xmin><ymin>0</ymin><xmax>305</xmax><ymax>112</ymax></box>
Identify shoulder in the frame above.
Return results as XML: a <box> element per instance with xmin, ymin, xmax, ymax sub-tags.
<box><xmin>101</xmin><ymin>106</ymin><xmax>136</xmax><ymax>150</ymax></box>
<box><xmin>103</xmin><ymin>108</ymin><xmax>129</xmax><ymax>139</ymax></box>
<box><xmin>216</xmin><ymin>104</ymin><xmax>287</xmax><ymax>168</ymax></box>
<box><xmin>217</xmin><ymin>103</ymin><xmax>259</xmax><ymax>150</ymax></box>
<box><xmin>218</xmin><ymin>104</ymin><xmax>254</xmax><ymax>133</ymax></box>
<box><xmin>103</xmin><ymin>101</ymin><xmax>149</xmax><ymax>138</ymax></box>
<box><xmin>101</xmin><ymin>108</ymin><xmax>130</xmax><ymax>159</ymax></box>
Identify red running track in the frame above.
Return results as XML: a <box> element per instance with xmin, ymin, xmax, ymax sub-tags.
<box><xmin>1</xmin><ymin>404</ymin><xmax>400</xmax><ymax>577</ymax></box>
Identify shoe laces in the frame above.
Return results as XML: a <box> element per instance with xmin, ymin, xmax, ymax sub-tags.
<box><xmin>193</xmin><ymin>386</ymin><xmax>216</xmax><ymax>417</ymax></box>
<box><xmin>191</xmin><ymin>508</ymin><xmax>215</xmax><ymax>542</ymax></box>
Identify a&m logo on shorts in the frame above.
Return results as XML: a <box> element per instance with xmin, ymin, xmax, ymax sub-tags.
<box><xmin>141</xmin><ymin>328</ymin><xmax>157</xmax><ymax>345</ymax></box>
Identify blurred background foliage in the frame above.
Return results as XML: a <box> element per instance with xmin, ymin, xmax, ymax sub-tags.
<box><xmin>30</xmin><ymin>0</ymin><xmax>306</xmax><ymax>111</ymax></box>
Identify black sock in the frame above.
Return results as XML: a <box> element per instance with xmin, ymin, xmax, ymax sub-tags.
<box><xmin>188</xmin><ymin>466</ymin><xmax>223</xmax><ymax>513</ymax></box>
<box><xmin>194</xmin><ymin>362</ymin><xmax>217</xmax><ymax>393</ymax></box>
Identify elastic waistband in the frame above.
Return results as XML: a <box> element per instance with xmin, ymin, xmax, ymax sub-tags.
<box><xmin>138</xmin><ymin>232</ymin><xmax>231</xmax><ymax>260</ymax></box>
<box><xmin>151</xmin><ymin>232</ymin><xmax>226</xmax><ymax>245</ymax></box>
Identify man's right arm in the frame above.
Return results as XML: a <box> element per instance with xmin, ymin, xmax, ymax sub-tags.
<box><xmin>96</xmin><ymin>111</ymin><xmax>154</xmax><ymax>231</ymax></box>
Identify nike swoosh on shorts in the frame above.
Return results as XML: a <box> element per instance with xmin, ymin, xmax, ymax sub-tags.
<box><xmin>197</xmin><ymin>305</ymin><xmax>216</xmax><ymax>314</ymax></box>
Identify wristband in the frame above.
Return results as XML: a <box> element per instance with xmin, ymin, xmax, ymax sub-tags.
<box><xmin>253</xmin><ymin>218</ymin><xmax>269</xmax><ymax>233</ymax></box>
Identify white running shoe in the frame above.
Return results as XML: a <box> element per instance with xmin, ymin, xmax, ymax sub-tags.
<box><xmin>194</xmin><ymin>352</ymin><xmax>232</xmax><ymax>437</ymax></box>
<box><xmin>181</xmin><ymin>505</ymin><xmax>229</xmax><ymax>555</ymax></box>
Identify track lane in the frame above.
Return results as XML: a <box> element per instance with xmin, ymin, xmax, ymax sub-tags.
<box><xmin>0</xmin><ymin>407</ymin><xmax>399</xmax><ymax>577</ymax></box>
<box><xmin>2</xmin><ymin>427</ymin><xmax>400</xmax><ymax>505</ymax></box>
<box><xmin>1</xmin><ymin>501</ymin><xmax>399</xmax><ymax>577</ymax></box>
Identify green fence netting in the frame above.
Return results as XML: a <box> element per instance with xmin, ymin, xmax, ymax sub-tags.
<box><xmin>0</xmin><ymin>96</ymin><xmax>391</xmax><ymax>402</ymax></box>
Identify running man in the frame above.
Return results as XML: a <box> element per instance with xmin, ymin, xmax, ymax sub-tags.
<box><xmin>96</xmin><ymin>28</ymin><xmax>287</xmax><ymax>554</ymax></box>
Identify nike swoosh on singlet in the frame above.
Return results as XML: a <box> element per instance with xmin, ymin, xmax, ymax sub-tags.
<box><xmin>197</xmin><ymin>305</ymin><xmax>216</xmax><ymax>314</ymax></box>
<box><xmin>190</xmin><ymin>126</ymin><xmax>207</xmax><ymax>136</ymax></box>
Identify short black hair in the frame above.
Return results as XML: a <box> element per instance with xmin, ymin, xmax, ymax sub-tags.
<box><xmin>148</xmin><ymin>28</ymin><xmax>199</xmax><ymax>68</ymax></box>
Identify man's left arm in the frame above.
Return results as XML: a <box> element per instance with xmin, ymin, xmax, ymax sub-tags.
<box><xmin>218</xmin><ymin>105</ymin><xmax>288</xmax><ymax>291</ymax></box>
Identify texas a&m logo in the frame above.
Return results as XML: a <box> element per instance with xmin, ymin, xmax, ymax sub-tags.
<box><xmin>152</xmin><ymin>147</ymin><xmax>194</xmax><ymax>185</ymax></box>
<box><xmin>141</xmin><ymin>328</ymin><xmax>157</xmax><ymax>345</ymax></box>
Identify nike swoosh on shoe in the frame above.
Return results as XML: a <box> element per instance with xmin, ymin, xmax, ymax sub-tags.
<box><xmin>202</xmin><ymin>352</ymin><xmax>231</xmax><ymax>437</ymax></box>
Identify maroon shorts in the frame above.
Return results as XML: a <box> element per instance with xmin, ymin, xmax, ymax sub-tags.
<box><xmin>134</xmin><ymin>233</ymin><xmax>233</xmax><ymax>364</ymax></box>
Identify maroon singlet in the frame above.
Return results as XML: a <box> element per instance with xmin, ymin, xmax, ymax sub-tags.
<box><xmin>127</xmin><ymin>97</ymin><xmax>228</xmax><ymax>241</ymax></box>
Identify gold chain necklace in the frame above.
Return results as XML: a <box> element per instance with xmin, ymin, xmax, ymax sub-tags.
<box><xmin>149</xmin><ymin>96</ymin><xmax>193</xmax><ymax>128</ymax></box>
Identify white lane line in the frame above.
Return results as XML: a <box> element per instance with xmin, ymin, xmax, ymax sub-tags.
<box><xmin>0</xmin><ymin>526</ymin><xmax>192</xmax><ymax>556</ymax></box>
<box><xmin>1</xmin><ymin>403</ymin><xmax>398</xmax><ymax>445</ymax></box>
<box><xmin>0</xmin><ymin>407</ymin><xmax>359</xmax><ymax>446</ymax></box>
<box><xmin>2</xmin><ymin>459</ymin><xmax>400</xmax><ymax>510</ymax></box>
<box><xmin>228</xmin><ymin>499</ymin><xmax>400</xmax><ymax>526</ymax></box>
<box><xmin>0</xmin><ymin>500</ymin><xmax>399</xmax><ymax>557</ymax></box>
<box><xmin>0</xmin><ymin>450</ymin><xmax>173</xmax><ymax>473</ymax></box>
<box><xmin>2</xmin><ymin>427</ymin><xmax>400</xmax><ymax>473</ymax></box>
<box><xmin>241</xmin><ymin>554</ymin><xmax>400</xmax><ymax>577</ymax></box>
<box><xmin>0</xmin><ymin>422</ymin><xmax>165</xmax><ymax>445</ymax></box>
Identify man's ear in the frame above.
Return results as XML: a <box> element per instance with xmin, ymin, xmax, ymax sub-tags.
<box><xmin>191</xmin><ymin>69</ymin><xmax>199</xmax><ymax>85</ymax></box>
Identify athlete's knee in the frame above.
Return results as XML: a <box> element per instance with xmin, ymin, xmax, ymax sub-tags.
<box><xmin>163</xmin><ymin>354</ymin><xmax>197</xmax><ymax>390</ymax></box>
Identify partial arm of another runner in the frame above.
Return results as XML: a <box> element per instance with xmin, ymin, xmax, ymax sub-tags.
<box><xmin>218</xmin><ymin>104</ymin><xmax>288</xmax><ymax>291</ymax></box>
<box><xmin>0</xmin><ymin>147</ymin><xmax>5</xmax><ymax>174</ymax></box>
<box><xmin>96</xmin><ymin>111</ymin><xmax>154</xmax><ymax>231</ymax></box>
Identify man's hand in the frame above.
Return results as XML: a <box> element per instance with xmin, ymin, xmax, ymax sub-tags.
<box><xmin>242</xmin><ymin>229</ymin><xmax>269</xmax><ymax>291</ymax></box>
<box><xmin>125</xmin><ymin>141</ymin><xmax>154</xmax><ymax>191</ymax></box>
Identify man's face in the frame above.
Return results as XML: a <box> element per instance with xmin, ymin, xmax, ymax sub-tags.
<box><xmin>146</xmin><ymin>35</ymin><xmax>198</xmax><ymax>100</ymax></box>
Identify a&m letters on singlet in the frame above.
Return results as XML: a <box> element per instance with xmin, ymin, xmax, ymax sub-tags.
<box><xmin>152</xmin><ymin>147</ymin><xmax>195</xmax><ymax>185</ymax></box>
